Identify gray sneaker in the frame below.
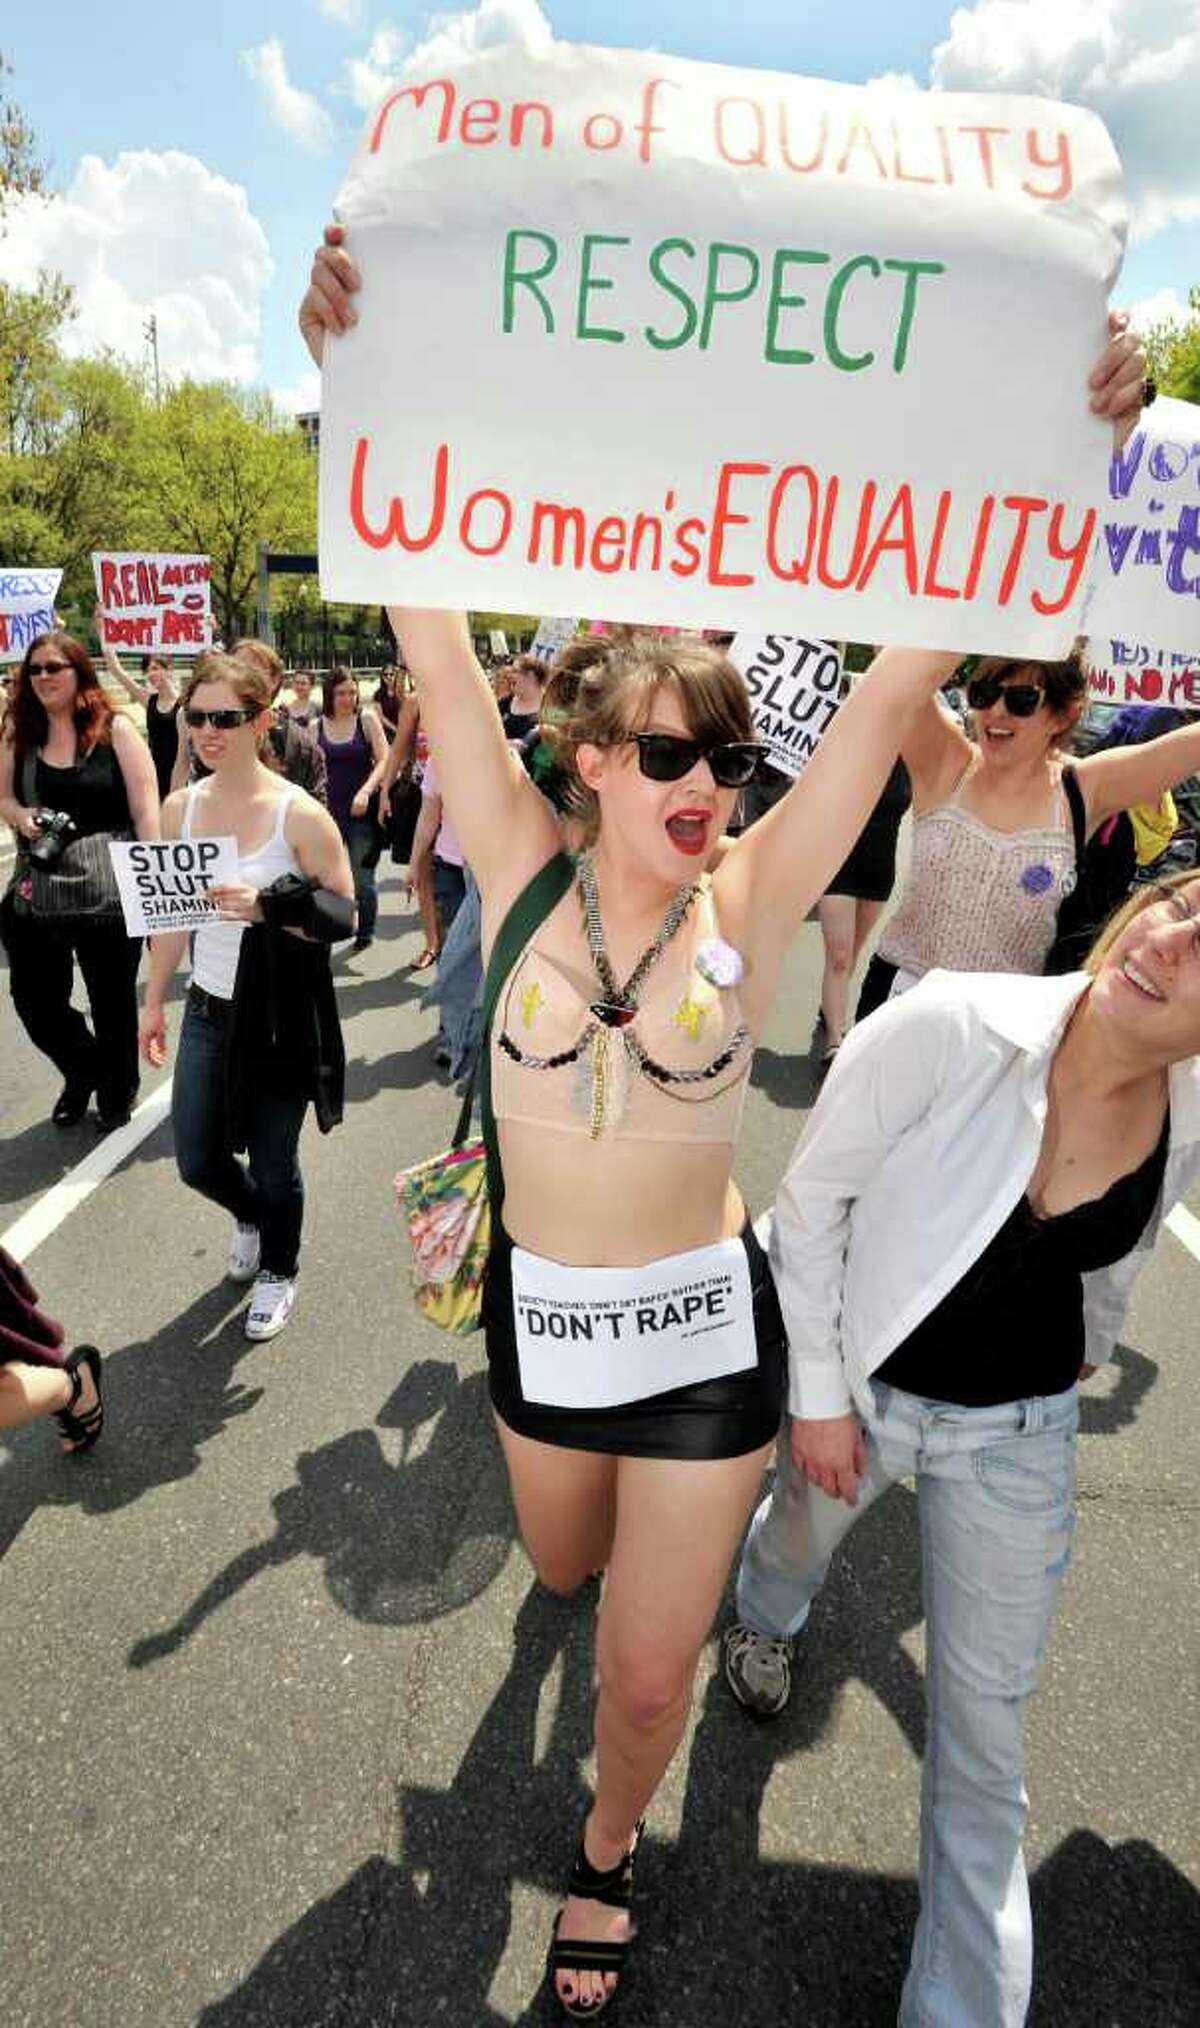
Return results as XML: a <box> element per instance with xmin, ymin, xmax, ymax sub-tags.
<box><xmin>722</xmin><ymin>1621</ymin><xmax>793</xmax><ymax>1717</ymax></box>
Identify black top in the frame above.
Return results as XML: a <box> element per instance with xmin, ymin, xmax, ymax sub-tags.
<box><xmin>501</xmin><ymin>705</ymin><xmax>540</xmax><ymax>743</ymax></box>
<box><xmin>32</xmin><ymin>740</ymin><xmax>132</xmax><ymax>838</ymax></box>
<box><xmin>876</xmin><ymin>1115</ymin><xmax>1169</xmax><ymax>1407</ymax></box>
<box><xmin>146</xmin><ymin>694</ymin><xmax>180</xmax><ymax>800</ymax></box>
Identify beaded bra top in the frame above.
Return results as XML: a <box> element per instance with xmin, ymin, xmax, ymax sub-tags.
<box><xmin>491</xmin><ymin>861</ymin><xmax>753</xmax><ymax>1145</ymax></box>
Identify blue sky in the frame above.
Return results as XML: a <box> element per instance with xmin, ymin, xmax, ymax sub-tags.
<box><xmin>5</xmin><ymin>0</ymin><xmax>1198</xmax><ymax>411</ymax></box>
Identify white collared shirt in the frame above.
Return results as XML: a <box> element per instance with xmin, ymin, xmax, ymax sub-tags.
<box><xmin>770</xmin><ymin>969</ymin><xmax>1200</xmax><ymax>1422</ymax></box>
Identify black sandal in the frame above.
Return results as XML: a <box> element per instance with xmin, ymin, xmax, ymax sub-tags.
<box><xmin>53</xmin><ymin>1346</ymin><xmax>104</xmax><ymax>1454</ymax></box>
<box><xmin>548</xmin><ymin>1820</ymin><xmax>643</xmax><ymax>2020</ymax></box>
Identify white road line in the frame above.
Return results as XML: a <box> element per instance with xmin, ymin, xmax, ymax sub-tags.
<box><xmin>1166</xmin><ymin>1201</ymin><xmax>1200</xmax><ymax>1266</ymax></box>
<box><xmin>0</xmin><ymin>1078</ymin><xmax>173</xmax><ymax>1265</ymax></box>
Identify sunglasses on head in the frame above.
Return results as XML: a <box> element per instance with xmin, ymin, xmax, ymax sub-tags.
<box><xmin>965</xmin><ymin>674</ymin><xmax>1044</xmax><ymax>718</ymax></box>
<box><xmin>184</xmin><ymin>706</ymin><xmax>257</xmax><ymax>730</ymax></box>
<box><xmin>620</xmin><ymin>731</ymin><xmax>763</xmax><ymax>789</ymax></box>
<box><xmin>29</xmin><ymin>658</ymin><xmax>72</xmax><ymax>676</ymax></box>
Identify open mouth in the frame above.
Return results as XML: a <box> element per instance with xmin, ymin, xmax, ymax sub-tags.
<box><xmin>1120</xmin><ymin>957</ymin><xmax>1166</xmax><ymax>1003</ymax></box>
<box><xmin>982</xmin><ymin>725</ymin><xmax>1015</xmax><ymax>745</ymax></box>
<box><xmin>665</xmin><ymin>809</ymin><xmax>711</xmax><ymax>856</ymax></box>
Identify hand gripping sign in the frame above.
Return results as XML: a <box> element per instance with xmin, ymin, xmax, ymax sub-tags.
<box><xmin>320</xmin><ymin>41</ymin><xmax>1127</xmax><ymax>654</ymax></box>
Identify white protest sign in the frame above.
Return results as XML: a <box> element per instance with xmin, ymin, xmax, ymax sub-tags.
<box><xmin>729</xmin><ymin>632</ymin><xmax>842</xmax><ymax>776</ymax></box>
<box><xmin>1083</xmin><ymin>640</ymin><xmax>1200</xmax><ymax>710</ymax></box>
<box><xmin>109</xmin><ymin>837</ymin><xmax>238</xmax><ymax>936</ymax></box>
<box><xmin>93</xmin><ymin>553</ymin><xmax>213</xmax><ymax>656</ymax></box>
<box><xmin>530</xmin><ymin>614</ymin><xmax>578</xmax><ymax>663</ymax></box>
<box><xmin>320</xmin><ymin>42</ymin><xmax>1126</xmax><ymax>653</ymax></box>
<box><xmin>0</xmin><ymin>568</ymin><xmax>62</xmax><ymax>664</ymax></box>
<box><xmin>511</xmin><ymin>1237</ymin><xmax>754</xmax><ymax>1408</ymax></box>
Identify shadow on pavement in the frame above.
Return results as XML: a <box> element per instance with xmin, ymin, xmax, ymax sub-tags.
<box><xmin>0</xmin><ymin>1278</ymin><xmax>265</xmax><ymax>1561</ymax></box>
<box><xmin>749</xmin><ymin>1042</ymin><xmax>823</xmax><ymax>1112</ymax></box>
<box><xmin>127</xmin><ymin>1358</ymin><xmax>515</xmax><ymax>1668</ymax></box>
<box><xmin>193</xmin><ymin>1572</ymin><xmax>1200</xmax><ymax>2027</ymax></box>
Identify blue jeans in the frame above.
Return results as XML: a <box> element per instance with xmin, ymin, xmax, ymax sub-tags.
<box><xmin>172</xmin><ymin>996</ymin><xmax>308</xmax><ymax>1277</ymax></box>
<box><xmin>736</xmin><ymin>1381</ymin><xmax>1078</xmax><ymax>2028</ymax></box>
<box><xmin>341</xmin><ymin>815</ymin><xmax>378</xmax><ymax>941</ymax></box>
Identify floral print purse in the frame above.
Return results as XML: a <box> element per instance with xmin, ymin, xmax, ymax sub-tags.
<box><xmin>396</xmin><ymin>851</ymin><xmax>575</xmax><ymax>1334</ymax></box>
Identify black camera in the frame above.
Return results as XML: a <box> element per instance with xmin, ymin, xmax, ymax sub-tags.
<box><xmin>28</xmin><ymin>808</ymin><xmax>79</xmax><ymax>867</ymax></box>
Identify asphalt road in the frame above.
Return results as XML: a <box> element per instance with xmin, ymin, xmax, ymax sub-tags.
<box><xmin>1</xmin><ymin>855</ymin><xmax>1197</xmax><ymax>2028</ymax></box>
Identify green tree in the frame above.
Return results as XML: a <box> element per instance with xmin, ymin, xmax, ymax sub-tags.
<box><xmin>1143</xmin><ymin>288</ymin><xmax>1200</xmax><ymax>406</ymax></box>
<box><xmin>41</xmin><ymin>354</ymin><xmax>150</xmax><ymax>603</ymax></box>
<box><xmin>132</xmin><ymin>382</ymin><xmax>317</xmax><ymax>640</ymax></box>
<box><xmin>0</xmin><ymin>50</ymin><xmax>45</xmax><ymax>213</ymax></box>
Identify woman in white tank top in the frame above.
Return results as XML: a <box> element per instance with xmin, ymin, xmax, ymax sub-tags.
<box><xmin>139</xmin><ymin>652</ymin><xmax>354</xmax><ymax>1343</ymax></box>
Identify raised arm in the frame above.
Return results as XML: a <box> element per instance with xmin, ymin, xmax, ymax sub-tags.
<box><xmin>1076</xmin><ymin>722</ymin><xmax>1200</xmax><ymax>834</ymax></box>
<box><xmin>717</xmin><ymin>647</ymin><xmax>961</xmax><ymax>1012</ymax></box>
<box><xmin>95</xmin><ymin>606</ymin><xmax>149</xmax><ymax>706</ymax></box>
<box><xmin>901</xmin><ymin>689</ymin><xmax>973</xmax><ymax>807</ymax></box>
<box><xmin>386</xmin><ymin>608</ymin><xmax>561</xmax><ymax>909</ymax></box>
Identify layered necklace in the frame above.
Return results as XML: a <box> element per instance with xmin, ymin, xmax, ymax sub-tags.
<box><xmin>498</xmin><ymin>852</ymin><xmax>751</xmax><ymax>1139</ymax></box>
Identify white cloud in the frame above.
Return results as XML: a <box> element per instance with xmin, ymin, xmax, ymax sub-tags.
<box><xmin>864</xmin><ymin>71</ymin><xmax>921</xmax><ymax>95</ymax></box>
<box><xmin>271</xmin><ymin>367</ymin><xmax>322</xmax><ymax>417</ymax></box>
<box><xmin>343</xmin><ymin>22</ymin><xmax>413</xmax><ymax>111</ymax></box>
<box><xmin>319</xmin><ymin>0</ymin><xmax>364</xmax><ymax>22</ymax></box>
<box><xmin>1127</xmin><ymin>284</ymin><xmax>1198</xmax><ymax>332</ymax></box>
<box><xmin>401</xmin><ymin>0</ymin><xmax>555</xmax><ymax>72</ymax></box>
<box><xmin>928</xmin><ymin>1</ymin><xmax>1200</xmax><ymax>238</ymax></box>
<box><xmin>0</xmin><ymin>151</ymin><xmax>273</xmax><ymax>385</ymax></box>
<box><xmin>241</xmin><ymin>38</ymin><xmax>335</xmax><ymax>153</ymax></box>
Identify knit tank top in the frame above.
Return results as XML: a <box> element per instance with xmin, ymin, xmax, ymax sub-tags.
<box><xmin>879</xmin><ymin>764</ymin><xmax>1076</xmax><ymax>979</ymax></box>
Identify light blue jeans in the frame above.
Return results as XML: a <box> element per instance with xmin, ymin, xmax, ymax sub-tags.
<box><xmin>736</xmin><ymin>1380</ymin><xmax>1078</xmax><ymax>2028</ymax></box>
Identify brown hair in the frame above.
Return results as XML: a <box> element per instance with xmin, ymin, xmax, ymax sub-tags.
<box><xmin>320</xmin><ymin>666</ymin><xmax>359</xmax><ymax>716</ymax></box>
<box><xmin>6</xmin><ymin>632</ymin><xmax>115</xmax><ymax>758</ymax></box>
<box><xmin>229</xmin><ymin>636</ymin><xmax>285</xmax><ymax>699</ymax></box>
<box><xmin>541</xmin><ymin>631</ymin><xmax>753</xmax><ymax>839</ymax></box>
<box><xmin>971</xmin><ymin>643</ymin><xmax>1087</xmax><ymax>746</ymax></box>
<box><xmin>1084</xmin><ymin>867</ymin><xmax>1200</xmax><ymax>975</ymax></box>
<box><xmin>182</xmin><ymin>650</ymin><xmax>274</xmax><ymax>716</ymax></box>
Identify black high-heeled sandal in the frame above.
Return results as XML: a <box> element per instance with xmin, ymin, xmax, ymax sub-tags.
<box><xmin>53</xmin><ymin>1346</ymin><xmax>104</xmax><ymax>1454</ymax></box>
<box><xmin>548</xmin><ymin>1820</ymin><xmax>643</xmax><ymax>2020</ymax></box>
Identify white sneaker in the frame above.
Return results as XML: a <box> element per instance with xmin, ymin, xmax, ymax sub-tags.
<box><xmin>244</xmin><ymin>1273</ymin><xmax>296</xmax><ymax>1341</ymax></box>
<box><xmin>228</xmin><ymin>1221</ymin><xmax>261</xmax><ymax>1283</ymax></box>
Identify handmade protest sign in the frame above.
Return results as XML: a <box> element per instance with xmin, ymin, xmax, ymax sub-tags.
<box><xmin>109</xmin><ymin>837</ymin><xmax>238</xmax><ymax>936</ymax></box>
<box><xmin>0</xmin><ymin>569</ymin><xmax>62</xmax><ymax>663</ymax></box>
<box><xmin>1084</xmin><ymin>640</ymin><xmax>1200</xmax><ymax>710</ymax></box>
<box><xmin>1080</xmin><ymin>396</ymin><xmax>1200</xmax><ymax>702</ymax></box>
<box><xmin>320</xmin><ymin>41</ymin><xmax>1126</xmax><ymax>653</ymax></box>
<box><xmin>530</xmin><ymin>614</ymin><xmax>578</xmax><ymax>662</ymax></box>
<box><xmin>730</xmin><ymin>632</ymin><xmax>842</xmax><ymax>776</ymax></box>
<box><xmin>93</xmin><ymin>553</ymin><xmax>212</xmax><ymax>655</ymax></box>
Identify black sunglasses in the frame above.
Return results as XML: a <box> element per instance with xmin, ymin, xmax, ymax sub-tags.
<box><xmin>965</xmin><ymin>674</ymin><xmax>1044</xmax><ymax>719</ymax></box>
<box><xmin>184</xmin><ymin>706</ymin><xmax>258</xmax><ymax>730</ymax></box>
<box><xmin>620</xmin><ymin>732</ymin><xmax>763</xmax><ymax>788</ymax></box>
<box><xmin>29</xmin><ymin>658</ymin><xmax>72</xmax><ymax>676</ymax></box>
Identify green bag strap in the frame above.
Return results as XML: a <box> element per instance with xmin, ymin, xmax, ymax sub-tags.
<box><xmin>451</xmin><ymin>850</ymin><xmax>575</xmax><ymax>1226</ymax></box>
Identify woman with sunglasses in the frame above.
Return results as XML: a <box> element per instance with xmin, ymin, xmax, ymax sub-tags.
<box><xmin>302</xmin><ymin>223</ymin><xmax>1147</xmax><ymax>2020</ymax></box>
<box><xmin>857</xmin><ymin>648</ymin><xmax>1200</xmax><ymax>1018</ymax></box>
<box><xmin>0</xmin><ymin>631</ymin><xmax>159</xmax><ymax>1131</ymax></box>
<box><xmin>725</xmin><ymin>870</ymin><xmax>1200</xmax><ymax>2025</ymax></box>
<box><xmin>139</xmin><ymin>653</ymin><xmax>354</xmax><ymax>1342</ymax></box>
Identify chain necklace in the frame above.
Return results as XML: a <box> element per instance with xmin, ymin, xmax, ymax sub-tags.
<box><xmin>576</xmin><ymin>850</ymin><xmax>698</xmax><ymax>1136</ymax></box>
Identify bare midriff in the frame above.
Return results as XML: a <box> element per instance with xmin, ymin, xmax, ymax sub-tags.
<box><xmin>497</xmin><ymin>1119</ymin><xmax>745</xmax><ymax>1266</ymax></box>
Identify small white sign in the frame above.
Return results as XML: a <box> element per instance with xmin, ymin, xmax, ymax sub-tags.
<box><xmin>109</xmin><ymin>837</ymin><xmax>238</xmax><ymax>936</ymax></box>
<box><xmin>530</xmin><ymin>615</ymin><xmax>578</xmax><ymax>664</ymax></box>
<box><xmin>93</xmin><ymin>552</ymin><xmax>213</xmax><ymax>656</ymax></box>
<box><xmin>0</xmin><ymin>568</ymin><xmax>62</xmax><ymax>664</ymax></box>
<box><xmin>1084</xmin><ymin>639</ymin><xmax>1200</xmax><ymax>710</ymax></box>
<box><xmin>729</xmin><ymin>632</ymin><xmax>842</xmax><ymax>776</ymax></box>
<box><xmin>511</xmin><ymin>1236</ymin><xmax>755</xmax><ymax>1408</ymax></box>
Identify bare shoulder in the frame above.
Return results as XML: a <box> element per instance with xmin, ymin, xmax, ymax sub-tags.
<box><xmin>160</xmin><ymin>786</ymin><xmax>189</xmax><ymax>839</ymax></box>
<box><xmin>284</xmin><ymin>784</ymin><xmax>339</xmax><ymax>843</ymax></box>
